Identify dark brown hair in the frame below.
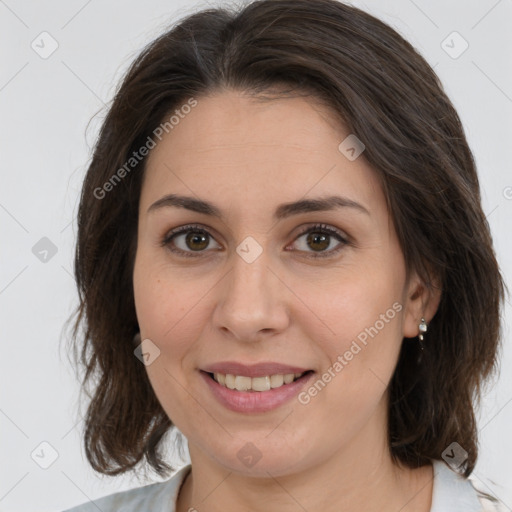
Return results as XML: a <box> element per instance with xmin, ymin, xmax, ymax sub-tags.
<box><xmin>68</xmin><ymin>0</ymin><xmax>506</xmax><ymax>481</ymax></box>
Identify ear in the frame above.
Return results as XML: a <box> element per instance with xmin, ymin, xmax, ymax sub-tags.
<box><xmin>402</xmin><ymin>268</ymin><xmax>442</xmax><ymax>339</ymax></box>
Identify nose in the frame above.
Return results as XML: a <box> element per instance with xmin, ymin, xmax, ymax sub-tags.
<box><xmin>211</xmin><ymin>245</ymin><xmax>290</xmax><ymax>343</ymax></box>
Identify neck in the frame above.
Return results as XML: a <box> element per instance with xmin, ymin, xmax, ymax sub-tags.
<box><xmin>176</xmin><ymin>442</ymin><xmax>433</xmax><ymax>512</ymax></box>
<box><xmin>176</xmin><ymin>421</ymin><xmax>433</xmax><ymax>512</ymax></box>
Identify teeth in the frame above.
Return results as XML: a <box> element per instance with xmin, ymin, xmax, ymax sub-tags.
<box><xmin>235</xmin><ymin>375</ymin><xmax>251</xmax><ymax>391</ymax></box>
<box><xmin>252</xmin><ymin>376</ymin><xmax>270</xmax><ymax>392</ymax></box>
<box><xmin>270</xmin><ymin>374</ymin><xmax>284</xmax><ymax>388</ymax></box>
<box><xmin>212</xmin><ymin>372</ymin><xmax>306</xmax><ymax>392</ymax></box>
<box><xmin>225</xmin><ymin>374</ymin><xmax>236</xmax><ymax>389</ymax></box>
<box><xmin>284</xmin><ymin>374</ymin><xmax>295</xmax><ymax>384</ymax></box>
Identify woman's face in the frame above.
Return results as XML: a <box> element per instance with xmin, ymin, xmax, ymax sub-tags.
<box><xmin>133</xmin><ymin>90</ymin><xmax>427</xmax><ymax>477</ymax></box>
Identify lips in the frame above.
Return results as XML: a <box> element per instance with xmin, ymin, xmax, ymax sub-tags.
<box><xmin>200</xmin><ymin>367</ymin><xmax>316</xmax><ymax>413</ymax></box>
<box><xmin>201</xmin><ymin>361</ymin><xmax>312</xmax><ymax>378</ymax></box>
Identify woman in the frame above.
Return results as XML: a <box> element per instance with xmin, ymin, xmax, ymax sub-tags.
<box><xmin>63</xmin><ymin>0</ymin><xmax>507</xmax><ymax>510</ymax></box>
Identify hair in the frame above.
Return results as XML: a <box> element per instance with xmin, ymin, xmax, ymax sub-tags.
<box><xmin>68</xmin><ymin>0</ymin><xmax>506</xmax><ymax>481</ymax></box>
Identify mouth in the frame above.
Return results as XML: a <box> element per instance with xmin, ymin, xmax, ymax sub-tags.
<box><xmin>200</xmin><ymin>367</ymin><xmax>316</xmax><ymax>413</ymax></box>
<box><xmin>202</xmin><ymin>370</ymin><xmax>314</xmax><ymax>392</ymax></box>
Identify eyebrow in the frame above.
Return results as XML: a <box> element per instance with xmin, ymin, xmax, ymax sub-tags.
<box><xmin>147</xmin><ymin>193</ymin><xmax>370</xmax><ymax>219</ymax></box>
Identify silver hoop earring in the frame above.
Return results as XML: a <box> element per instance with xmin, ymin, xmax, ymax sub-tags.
<box><xmin>418</xmin><ymin>317</ymin><xmax>427</xmax><ymax>351</ymax></box>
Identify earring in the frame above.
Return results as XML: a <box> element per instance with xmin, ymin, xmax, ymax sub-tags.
<box><xmin>418</xmin><ymin>317</ymin><xmax>427</xmax><ymax>351</ymax></box>
<box><xmin>133</xmin><ymin>332</ymin><xmax>141</xmax><ymax>346</ymax></box>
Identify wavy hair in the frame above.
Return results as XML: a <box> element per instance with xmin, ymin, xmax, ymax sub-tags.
<box><xmin>68</xmin><ymin>0</ymin><xmax>506</xmax><ymax>480</ymax></box>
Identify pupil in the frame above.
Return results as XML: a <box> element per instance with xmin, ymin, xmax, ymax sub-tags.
<box><xmin>187</xmin><ymin>232</ymin><xmax>208</xmax><ymax>251</ymax></box>
<box><xmin>308</xmin><ymin>232</ymin><xmax>329</xmax><ymax>251</ymax></box>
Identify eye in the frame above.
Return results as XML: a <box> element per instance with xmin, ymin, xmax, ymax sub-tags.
<box><xmin>161</xmin><ymin>223</ymin><xmax>349</xmax><ymax>259</ymax></box>
<box><xmin>161</xmin><ymin>224</ymin><xmax>222</xmax><ymax>258</ymax></box>
<box><xmin>290</xmin><ymin>223</ymin><xmax>348</xmax><ymax>258</ymax></box>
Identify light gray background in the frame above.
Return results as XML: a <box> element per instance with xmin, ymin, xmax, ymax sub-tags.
<box><xmin>1</xmin><ymin>0</ymin><xmax>511</xmax><ymax>510</ymax></box>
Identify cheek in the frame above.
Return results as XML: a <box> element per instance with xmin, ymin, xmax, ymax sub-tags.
<box><xmin>300</xmin><ymin>287</ymin><xmax>403</xmax><ymax>439</ymax></box>
<box><xmin>294</xmin><ymin>261</ymin><xmax>403</xmax><ymax>344</ymax></box>
<box><xmin>133</xmin><ymin>252</ymin><xmax>220</xmax><ymax>376</ymax></box>
<box><xmin>133</xmin><ymin>258</ymin><xmax>178</xmax><ymax>361</ymax></box>
<box><xmin>133</xmin><ymin>254</ymin><xmax>209</xmax><ymax>423</ymax></box>
<box><xmin>134</xmin><ymin>249</ymin><xmax>196</xmax><ymax>334</ymax></box>
<box><xmin>298</xmin><ymin>264</ymin><xmax>404</xmax><ymax>397</ymax></box>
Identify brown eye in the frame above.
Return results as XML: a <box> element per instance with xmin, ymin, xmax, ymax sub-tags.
<box><xmin>291</xmin><ymin>224</ymin><xmax>348</xmax><ymax>258</ymax></box>
<box><xmin>306</xmin><ymin>232</ymin><xmax>330</xmax><ymax>252</ymax></box>
<box><xmin>162</xmin><ymin>223</ymin><xmax>348</xmax><ymax>259</ymax></box>
<box><xmin>162</xmin><ymin>225</ymin><xmax>222</xmax><ymax>257</ymax></box>
<box><xmin>184</xmin><ymin>231</ymin><xmax>209</xmax><ymax>251</ymax></box>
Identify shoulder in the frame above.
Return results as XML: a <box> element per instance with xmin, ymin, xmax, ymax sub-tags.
<box><xmin>475</xmin><ymin>494</ymin><xmax>508</xmax><ymax>512</ymax></box>
<box><xmin>431</xmin><ymin>459</ymin><xmax>506</xmax><ymax>512</ymax></box>
<box><xmin>469</xmin><ymin>476</ymin><xmax>508</xmax><ymax>512</ymax></box>
<box><xmin>60</xmin><ymin>464</ymin><xmax>191</xmax><ymax>512</ymax></box>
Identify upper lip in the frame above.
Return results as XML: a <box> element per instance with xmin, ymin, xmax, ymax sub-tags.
<box><xmin>201</xmin><ymin>361</ymin><xmax>312</xmax><ymax>378</ymax></box>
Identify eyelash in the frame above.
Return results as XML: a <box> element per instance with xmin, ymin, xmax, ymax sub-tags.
<box><xmin>160</xmin><ymin>223</ymin><xmax>349</xmax><ymax>259</ymax></box>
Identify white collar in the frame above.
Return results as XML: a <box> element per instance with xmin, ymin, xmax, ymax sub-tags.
<box><xmin>430</xmin><ymin>459</ymin><xmax>483</xmax><ymax>511</ymax></box>
<box><xmin>172</xmin><ymin>460</ymin><xmax>486</xmax><ymax>511</ymax></box>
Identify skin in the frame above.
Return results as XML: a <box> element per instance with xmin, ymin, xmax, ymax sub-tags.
<box><xmin>132</xmin><ymin>90</ymin><xmax>441</xmax><ymax>512</ymax></box>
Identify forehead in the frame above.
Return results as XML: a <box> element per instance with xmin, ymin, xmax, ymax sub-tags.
<box><xmin>140</xmin><ymin>90</ymin><xmax>383</xmax><ymax>218</ymax></box>
<box><xmin>150</xmin><ymin>90</ymin><xmax>347</xmax><ymax>157</ymax></box>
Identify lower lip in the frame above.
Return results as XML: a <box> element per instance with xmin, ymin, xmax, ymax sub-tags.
<box><xmin>200</xmin><ymin>370</ymin><xmax>315</xmax><ymax>413</ymax></box>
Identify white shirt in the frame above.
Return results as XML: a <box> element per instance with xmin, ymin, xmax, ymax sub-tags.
<box><xmin>61</xmin><ymin>459</ymin><xmax>503</xmax><ymax>511</ymax></box>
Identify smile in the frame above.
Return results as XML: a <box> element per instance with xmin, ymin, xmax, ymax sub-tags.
<box><xmin>210</xmin><ymin>371</ymin><xmax>309</xmax><ymax>392</ymax></box>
